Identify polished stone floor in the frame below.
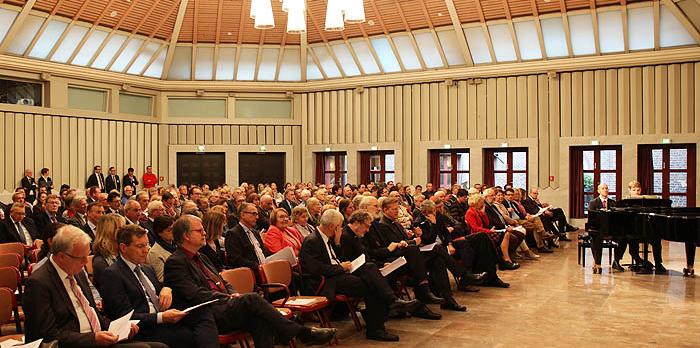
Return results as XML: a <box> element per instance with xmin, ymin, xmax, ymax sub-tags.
<box><xmin>329</xmin><ymin>234</ymin><xmax>700</xmax><ymax>347</ymax></box>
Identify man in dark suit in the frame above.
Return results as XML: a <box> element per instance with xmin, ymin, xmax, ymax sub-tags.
<box><xmin>1</xmin><ymin>203</ymin><xmax>40</xmax><ymax>246</ymax></box>
<box><xmin>225</xmin><ymin>203</ymin><xmax>270</xmax><ymax>273</ymax></box>
<box><xmin>21</xmin><ymin>169</ymin><xmax>38</xmax><ymax>204</ymax></box>
<box><xmin>255</xmin><ymin>195</ymin><xmax>274</xmax><ymax>231</ymax></box>
<box><xmin>483</xmin><ymin>188</ymin><xmax>522</xmax><ymax>269</ymax></box>
<box><xmin>123</xmin><ymin>168</ymin><xmax>139</xmax><ymax>193</ymax></box>
<box><xmin>300</xmin><ymin>209</ymin><xmax>420</xmax><ymax>342</ymax></box>
<box><xmin>81</xmin><ymin>202</ymin><xmax>104</xmax><ymax>241</ymax></box>
<box><xmin>38</xmin><ymin>167</ymin><xmax>54</xmax><ymax>195</ymax></box>
<box><xmin>141</xmin><ymin>201</ymin><xmax>165</xmax><ymax>246</ymax></box>
<box><xmin>4</xmin><ymin>191</ymin><xmax>32</xmax><ymax>218</ymax></box>
<box><xmin>100</xmin><ymin>225</ymin><xmax>219</xmax><ymax>348</ymax></box>
<box><xmin>587</xmin><ymin>183</ymin><xmax>620</xmax><ymax>273</ymax></box>
<box><xmin>164</xmin><ymin>215</ymin><xmax>337</xmax><ymax>348</ymax></box>
<box><xmin>522</xmin><ymin>187</ymin><xmax>575</xmax><ymax>240</ymax></box>
<box><xmin>23</xmin><ymin>225</ymin><xmax>165</xmax><ymax>348</ymax></box>
<box><xmin>279</xmin><ymin>189</ymin><xmax>297</xmax><ymax>215</ymax></box>
<box><xmin>105</xmin><ymin>166</ymin><xmax>121</xmax><ymax>193</ymax></box>
<box><xmin>34</xmin><ymin>194</ymin><xmax>65</xmax><ymax>240</ymax></box>
<box><xmin>87</xmin><ymin>165</ymin><xmax>106</xmax><ymax>191</ymax></box>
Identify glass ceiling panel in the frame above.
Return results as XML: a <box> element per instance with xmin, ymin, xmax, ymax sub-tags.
<box><xmin>370</xmin><ymin>37</ymin><xmax>401</xmax><ymax>72</ymax></box>
<box><xmin>487</xmin><ymin>23</ymin><xmax>517</xmax><ymax>62</ymax></box>
<box><xmin>194</xmin><ymin>46</ymin><xmax>215</xmax><ymax>80</ymax></box>
<box><xmin>392</xmin><ymin>34</ymin><xmax>421</xmax><ymax>70</ymax></box>
<box><xmin>598</xmin><ymin>10</ymin><xmax>624</xmax><ymax>53</ymax></box>
<box><xmin>5</xmin><ymin>15</ymin><xmax>43</xmax><ymax>55</ymax></box>
<box><xmin>331</xmin><ymin>43</ymin><xmax>361</xmax><ymax>76</ymax></box>
<box><xmin>349</xmin><ymin>40</ymin><xmax>380</xmax><ymax>74</ymax></box>
<box><xmin>569</xmin><ymin>14</ymin><xmax>596</xmax><ymax>55</ymax></box>
<box><xmin>215</xmin><ymin>47</ymin><xmax>236</xmax><ymax>80</ymax></box>
<box><xmin>414</xmin><ymin>32</ymin><xmax>443</xmax><ymax>68</ymax></box>
<box><xmin>463</xmin><ymin>26</ymin><xmax>492</xmax><ymax>63</ymax></box>
<box><xmin>307</xmin><ymin>53</ymin><xmax>324</xmax><ymax>80</ymax></box>
<box><xmin>91</xmin><ymin>33</ymin><xmax>127</xmax><ymax>69</ymax></box>
<box><xmin>628</xmin><ymin>7</ymin><xmax>654</xmax><ymax>50</ymax></box>
<box><xmin>0</xmin><ymin>9</ymin><xmax>18</xmax><ymax>44</ymax></box>
<box><xmin>127</xmin><ymin>42</ymin><xmax>160</xmax><ymax>75</ymax></box>
<box><xmin>72</xmin><ymin>29</ymin><xmax>108</xmax><ymax>66</ymax></box>
<box><xmin>236</xmin><ymin>47</ymin><xmax>257</xmax><ymax>81</ymax></box>
<box><xmin>28</xmin><ymin>19</ymin><xmax>67</xmax><ymax>59</ymax></box>
<box><xmin>51</xmin><ymin>25</ymin><xmax>88</xmax><ymax>63</ymax></box>
<box><xmin>109</xmin><ymin>37</ymin><xmax>144</xmax><ymax>72</ymax></box>
<box><xmin>257</xmin><ymin>47</ymin><xmax>279</xmax><ymax>81</ymax></box>
<box><xmin>143</xmin><ymin>48</ymin><xmax>167</xmax><ymax>78</ymax></box>
<box><xmin>312</xmin><ymin>46</ymin><xmax>341</xmax><ymax>78</ymax></box>
<box><xmin>541</xmin><ymin>17</ymin><xmax>568</xmax><ymax>57</ymax></box>
<box><xmin>513</xmin><ymin>20</ymin><xmax>542</xmax><ymax>60</ymax></box>
<box><xmin>436</xmin><ymin>29</ymin><xmax>466</xmax><ymax>66</ymax></box>
<box><xmin>660</xmin><ymin>5</ymin><xmax>695</xmax><ymax>47</ymax></box>
<box><xmin>278</xmin><ymin>47</ymin><xmax>301</xmax><ymax>81</ymax></box>
<box><xmin>168</xmin><ymin>45</ymin><xmax>192</xmax><ymax>80</ymax></box>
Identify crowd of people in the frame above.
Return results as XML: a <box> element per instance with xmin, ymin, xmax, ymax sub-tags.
<box><xmin>0</xmin><ymin>165</ymin><xmax>584</xmax><ymax>346</ymax></box>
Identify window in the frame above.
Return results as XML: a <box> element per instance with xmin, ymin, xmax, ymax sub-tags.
<box><xmin>360</xmin><ymin>151</ymin><xmax>395</xmax><ymax>184</ymax></box>
<box><xmin>483</xmin><ymin>148</ymin><xmax>528</xmax><ymax>189</ymax></box>
<box><xmin>569</xmin><ymin>146</ymin><xmax>622</xmax><ymax>217</ymax></box>
<box><xmin>120</xmin><ymin>93</ymin><xmax>153</xmax><ymax>116</ymax></box>
<box><xmin>168</xmin><ymin>98</ymin><xmax>226</xmax><ymax>118</ymax></box>
<box><xmin>430</xmin><ymin>149</ymin><xmax>469</xmax><ymax>189</ymax></box>
<box><xmin>68</xmin><ymin>86</ymin><xmax>107</xmax><ymax>112</ymax></box>
<box><xmin>0</xmin><ymin>78</ymin><xmax>43</xmax><ymax>106</ymax></box>
<box><xmin>638</xmin><ymin>144</ymin><xmax>696</xmax><ymax>207</ymax></box>
<box><xmin>316</xmin><ymin>152</ymin><xmax>347</xmax><ymax>185</ymax></box>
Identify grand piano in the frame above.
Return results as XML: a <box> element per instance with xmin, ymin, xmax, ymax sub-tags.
<box><xmin>587</xmin><ymin>197</ymin><xmax>700</xmax><ymax>276</ymax></box>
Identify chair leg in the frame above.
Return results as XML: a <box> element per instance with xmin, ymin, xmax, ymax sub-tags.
<box><xmin>288</xmin><ymin>338</ymin><xmax>297</xmax><ymax>348</ymax></box>
<box><xmin>577</xmin><ymin>243</ymin><xmax>581</xmax><ymax>265</ymax></box>
<box><xmin>316</xmin><ymin>310</ymin><xmax>338</xmax><ymax>345</ymax></box>
<box><xmin>608</xmin><ymin>245</ymin><xmax>613</xmax><ymax>265</ymax></box>
<box><xmin>345</xmin><ymin>301</ymin><xmax>363</xmax><ymax>332</ymax></box>
<box><xmin>14</xmin><ymin>307</ymin><xmax>21</xmax><ymax>333</ymax></box>
<box><xmin>582</xmin><ymin>245</ymin><xmax>586</xmax><ymax>267</ymax></box>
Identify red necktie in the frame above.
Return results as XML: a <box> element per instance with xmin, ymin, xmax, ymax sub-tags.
<box><xmin>68</xmin><ymin>276</ymin><xmax>101</xmax><ymax>332</ymax></box>
<box><xmin>602</xmin><ymin>200</ymin><xmax>607</xmax><ymax>209</ymax></box>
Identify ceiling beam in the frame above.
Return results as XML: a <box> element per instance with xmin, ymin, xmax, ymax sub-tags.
<box><xmin>588</xmin><ymin>0</ymin><xmax>601</xmax><ymax>55</ymax></box>
<box><xmin>559</xmin><ymin>0</ymin><xmax>573</xmax><ymax>57</ymax></box>
<box><xmin>123</xmin><ymin>2</ymin><xmax>180</xmax><ymax>74</ymax></box>
<box><xmin>212</xmin><ymin>0</ymin><xmax>224</xmax><ymax>79</ymax></box>
<box><xmin>305</xmin><ymin>5</ymin><xmax>347</xmax><ymax>77</ymax></box>
<box><xmin>393</xmin><ymin>0</ymin><xmax>427</xmax><ymax>70</ymax></box>
<box><xmin>621</xmin><ymin>2</ymin><xmax>629</xmax><ymax>52</ymax></box>
<box><xmin>322</xmin><ymin>0</ymin><xmax>365</xmax><ymax>75</ymax></box>
<box><xmin>368</xmin><ymin>0</ymin><xmax>407</xmax><ymax>71</ymax></box>
<box><xmin>47</xmin><ymin>0</ymin><xmax>117</xmax><ymax>61</ymax></box>
<box><xmin>234</xmin><ymin>0</ymin><xmax>248</xmax><ymax>80</ymax></box>
<box><xmin>529</xmin><ymin>0</ymin><xmax>547</xmax><ymax>60</ymax></box>
<box><xmin>307</xmin><ymin>45</ymin><xmax>329</xmax><ymax>79</ymax></box>
<box><xmin>653</xmin><ymin>0</ymin><xmax>660</xmax><ymax>50</ymax></box>
<box><xmin>191</xmin><ymin>0</ymin><xmax>198</xmax><ymax>80</ymax></box>
<box><xmin>67</xmin><ymin>0</ymin><xmax>134</xmax><ymax>65</ymax></box>
<box><xmin>162</xmin><ymin>0</ymin><xmax>190</xmax><ymax>79</ymax></box>
<box><xmin>300</xmin><ymin>30</ymin><xmax>308</xmax><ymax>81</ymax></box>
<box><xmin>662</xmin><ymin>0</ymin><xmax>700</xmax><ymax>43</ymax></box>
<box><xmin>355</xmin><ymin>13</ymin><xmax>385</xmax><ymax>73</ymax></box>
<box><xmin>0</xmin><ymin>0</ymin><xmax>38</xmax><ymax>51</ymax></box>
<box><xmin>473</xmin><ymin>0</ymin><xmax>496</xmax><ymax>62</ymax></box>
<box><xmin>501</xmin><ymin>0</ymin><xmax>521</xmax><ymax>61</ymax></box>
<box><xmin>443</xmin><ymin>0</ymin><xmax>474</xmax><ymax>65</ymax></box>
<box><xmin>25</xmin><ymin>0</ymin><xmax>85</xmax><ymax>57</ymax></box>
<box><xmin>138</xmin><ymin>42</ymin><xmax>168</xmax><ymax>76</ymax></box>
<box><xmin>417</xmin><ymin>0</ymin><xmax>449</xmax><ymax>67</ymax></box>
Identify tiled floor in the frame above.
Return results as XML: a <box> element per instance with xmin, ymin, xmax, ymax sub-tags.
<box><xmin>329</xmin><ymin>235</ymin><xmax>700</xmax><ymax>347</ymax></box>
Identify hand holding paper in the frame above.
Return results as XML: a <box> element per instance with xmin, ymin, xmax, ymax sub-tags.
<box><xmin>419</xmin><ymin>242</ymin><xmax>437</xmax><ymax>252</ymax></box>
<box><xmin>107</xmin><ymin>310</ymin><xmax>134</xmax><ymax>342</ymax></box>
<box><xmin>380</xmin><ymin>257</ymin><xmax>406</xmax><ymax>277</ymax></box>
<box><xmin>349</xmin><ymin>254</ymin><xmax>366</xmax><ymax>273</ymax></box>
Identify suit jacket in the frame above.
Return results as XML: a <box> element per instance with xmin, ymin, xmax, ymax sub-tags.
<box><xmin>81</xmin><ymin>223</ymin><xmax>96</xmax><ymax>241</ymax></box>
<box><xmin>338</xmin><ymin>226</ymin><xmax>370</xmax><ymax>262</ymax></box>
<box><xmin>105</xmin><ymin>175</ymin><xmax>121</xmax><ymax>193</ymax></box>
<box><xmin>86</xmin><ymin>173</ymin><xmax>105</xmax><ymax>190</ymax></box>
<box><xmin>100</xmin><ymin>257</ymin><xmax>162</xmax><ymax>328</ymax></box>
<box><xmin>21</xmin><ymin>176</ymin><xmax>38</xmax><ymax>203</ymax></box>
<box><xmin>24</xmin><ymin>260</ymin><xmax>110</xmax><ymax>347</ymax></box>
<box><xmin>1</xmin><ymin>217</ymin><xmax>39</xmax><ymax>244</ymax></box>
<box><xmin>123</xmin><ymin>174</ymin><xmax>139</xmax><ymax>191</ymax></box>
<box><xmin>298</xmin><ymin>230</ymin><xmax>346</xmax><ymax>299</ymax></box>
<box><xmin>279</xmin><ymin>200</ymin><xmax>296</xmax><ymax>215</ymax></box>
<box><xmin>255</xmin><ymin>207</ymin><xmax>271</xmax><ymax>231</ymax></box>
<box><xmin>140</xmin><ymin>219</ymin><xmax>156</xmax><ymax>246</ymax></box>
<box><xmin>504</xmin><ymin>199</ymin><xmax>526</xmax><ymax>219</ymax></box>
<box><xmin>33</xmin><ymin>211</ymin><xmax>64</xmax><ymax>240</ymax></box>
<box><xmin>465</xmin><ymin>208</ymin><xmax>492</xmax><ymax>234</ymax></box>
<box><xmin>147</xmin><ymin>243</ymin><xmax>173</xmax><ymax>283</ymax></box>
<box><xmin>362</xmin><ymin>217</ymin><xmax>410</xmax><ymax>263</ymax></box>
<box><xmin>588</xmin><ymin>196</ymin><xmax>616</xmax><ymax>211</ymax></box>
<box><xmin>413</xmin><ymin>214</ymin><xmax>450</xmax><ymax>245</ymax></box>
<box><xmin>521</xmin><ymin>196</ymin><xmax>542</xmax><ymax>215</ymax></box>
<box><xmin>38</xmin><ymin>176</ymin><xmax>53</xmax><ymax>194</ymax></box>
<box><xmin>91</xmin><ymin>254</ymin><xmax>114</xmax><ymax>290</ymax></box>
<box><xmin>225</xmin><ymin>223</ymin><xmax>270</xmax><ymax>269</ymax></box>
<box><xmin>163</xmin><ymin>248</ymin><xmax>233</xmax><ymax>310</ymax></box>
<box><xmin>485</xmin><ymin>203</ymin><xmax>508</xmax><ymax>230</ymax></box>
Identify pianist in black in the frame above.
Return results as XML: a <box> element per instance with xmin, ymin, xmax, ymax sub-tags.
<box><xmin>588</xmin><ymin>183</ymin><xmax>617</xmax><ymax>274</ymax></box>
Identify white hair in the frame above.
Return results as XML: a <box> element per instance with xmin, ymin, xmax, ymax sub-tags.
<box><xmin>358</xmin><ymin>196</ymin><xmax>378</xmax><ymax>209</ymax></box>
<box><xmin>319</xmin><ymin>209</ymin><xmax>344</xmax><ymax>228</ymax></box>
<box><xmin>51</xmin><ymin>225</ymin><xmax>91</xmax><ymax>255</ymax></box>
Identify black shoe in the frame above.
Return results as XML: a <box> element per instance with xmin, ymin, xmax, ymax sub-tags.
<box><xmin>367</xmin><ymin>330</ymin><xmax>400</xmax><ymax>342</ymax></box>
<box><xmin>655</xmin><ymin>263</ymin><xmax>667</xmax><ymax>274</ymax></box>
<box><xmin>460</xmin><ymin>271</ymin><xmax>487</xmax><ymax>285</ymax></box>
<box><xmin>457</xmin><ymin>284</ymin><xmax>480</xmax><ymax>292</ymax></box>
<box><xmin>388</xmin><ymin>298</ymin><xmax>422</xmax><ymax>315</ymax></box>
<box><xmin>578</xmin><ymin>232</ymin><xmax>590</xmax><ymax>240</ymax></box>
<box><xmin>298</xmin><ymin>327</ymin><xmax>337</xmax><ymax>346</ymax></box>
<box><xmin>499</xmin><ymin>261</ymin><xmax>520</xmax><ymax>271</ymax></box>
<box><xmin>414</xmin><ymin>284</ymin><xmax>445</xmax><ymax>305</ymax></box>
<box><xmin>440</xmin><ymin>296</ymin><xmax>467</xmax><ymax>312</ymax></box>
<box><xmin>537</xmin><ymin>246</ymin><xmax>554</xmax><ymax>253</ymax></box>
<box><xmin>411</xmin><ymin>304</ymin><xmax>442</xmax><ymax>320</ymax></box>
<box><xmin>612</xmin><ymin>260</ymin><xmax>625</xmax><ymax>272</ymax></box>
<box><xmin>559</xmin><ymin>234</ymin><xmax>572</xmax><ymax>242</ymax></box>
<box><xmin>565</xmin><ymin>224</ymin><xmax>579</xmax><ymax>232</ymax></box>
<box><xmin>485</xmin><ymin>277</ymin><xmax>510</xmax><ymax>288</ymax></box>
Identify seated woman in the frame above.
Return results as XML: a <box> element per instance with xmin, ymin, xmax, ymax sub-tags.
<box><xmin>146</xmin><ymin>215</ymin><xmax>176</xmax><ymax>283</ymax></box>
<box><xmin>263</xmin><ymin>208</ymin><xmax>304</xmax><ymax>256</ymax></box>
<box><xmin>92</xmin><ymin>214</ymin><xmax>125</xmax><ymax>289</ymax></box>
<box><xmin>200</xmin><ymin>210</ymin><xmax>227</xmax><ymax>270</ymax></box>
<box><xmin>464</xmin><ymin>194</ymin><xmax>518</xmax><ymax>270</ymax></box>
<box><xmin>292</xmin><ymin>206</ymin><xmax>317</xmax><ymax>238</ymax></box>
<box><xmin>493</xmin><ymin>190</ymin><xmax>541</xmax><ymax>260</ymax></box>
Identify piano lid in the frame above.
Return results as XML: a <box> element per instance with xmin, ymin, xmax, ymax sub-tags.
<box><xmin>616</xmin><ymin>196</ymin><xmax>672</xmax><ymax>208</ymax></box>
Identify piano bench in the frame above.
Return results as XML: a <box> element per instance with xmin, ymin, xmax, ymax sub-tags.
<box><xmin>578</xmin><ymin>238</ymin><xmax>616</xmax><ymax>267</ymax></box>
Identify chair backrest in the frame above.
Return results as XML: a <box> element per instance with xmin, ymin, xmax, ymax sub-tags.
<box><xmin>0</xmin><ymin>267</ymin><xmax>19</xmax><ymax>291</ymax></box>
<box><xmin>220</xmin><ymin>268</ymin><xmax>255</xmax><ymax>294</ymax></box>
<box><xmin>0</xmin><ymin>254</ymin><xmax>21</xmax><ymax>270</ymax></box>
<box><xmin>0</xmin><ymin>243</ymin><xmax>25</xmax><ymax>259</ymax></box>
<box><xmin>28</xmin><ymin>249</ymin><xmax>40</xmax><ymax>263</ymax></box>
<box><xmin>85</xmin><ymin>255</ymin><xmax>95</xmax><ymax>276</ymax></box>
<box><xmin>0</xmin><ymin>287</ymin><xmax>13</xmax><ymax>324</ymax></box>
<box><xmin>259</xmin><ymin>260</ymin><xmax>292</xmax><ymax>288</ymax></box>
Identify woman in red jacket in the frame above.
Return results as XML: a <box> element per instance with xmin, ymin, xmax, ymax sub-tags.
<box><xmin>263</xmin><ymin>208</ymin><xmax>304</xmax><ymax>256</ymax></box>
<box><xmin>465</xmin><ymin>194</ymin><xmax>518</xmax><ymax>270</ymax></box>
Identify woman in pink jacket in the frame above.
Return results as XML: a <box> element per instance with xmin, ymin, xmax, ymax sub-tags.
<box><xmin>263</xmin><ymin>208</ymin><xmax>304</xmax><ymax>256</ymax></box>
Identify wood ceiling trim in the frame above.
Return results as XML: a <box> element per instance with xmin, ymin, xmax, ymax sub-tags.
<box><xmin>444</xmin><ymin>0</ymin><xmax>475</xmax><ymax>65</ymax></box>
<box><xmin>162</xmin><ymin>0</ymin><xmax>190</xmax><ymax>79</ymax></box>
<box><xmin>0</xmin><ymin>0</ymin><xmax>37</xmax><ymax>51</ymax></box>
<box><xmin>368</xmin><ymin>0</ymin><xmax>407</xmax><ymax>71</ymax></box>
<box><xmin>393</xmin><ymin>0</ymin><xmax>428</xmax><ymax>69</ymax></box>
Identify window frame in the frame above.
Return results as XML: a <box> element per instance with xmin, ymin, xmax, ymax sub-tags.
<box><xmin>570</xmin><ymin>145</ymin><xmax>622</xmax><ymax>217</ymax></box>
<box><xmin>639</xmin><ymin>144</ymin><xmax>696</xmax><ymax>207</ymax></box>
<box><xmin>483</xmin><ymin>147</ymin><xmax>529</xmax><ymax>189</ymax></box>
<box><xmin>316</xmin><ymin>152</ymin><xmax>347</xmax><ymax>186</ymax></box>
<box><xmin>430</xmin><ymin>149</ymin><xmax>470</xmax><ymax>189</ymax></box>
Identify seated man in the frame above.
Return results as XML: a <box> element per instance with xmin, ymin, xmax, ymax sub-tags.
<box><xmin>1</xmin><ymin>202</ymin><xmax>40</xmax><ymax>247</ymax></box>
<box><xmin>101</xmin><ymin>225</ymin><xmax>219</xmax><ymax>348</ymax></box>
<box><xmin>33</xmin><ymin>194</ymin><xmax>66</xmax><ymax>239</ymax></box>
<box><xmin>24</xmin><ymin>225</ymin><xmax>166</xmax><ymax>348</ymax></box>
<box><xmin>225</xmin><ymin>202</ymin><xmax>271</xmax><ymax>276</ymax></box>
<box><xmin>300</xmin><ymin>209</ymin><xmax>421</xmax><ymax>342</ymax></box>
<box><xmin>522</xmin><ymin>187</ymin><xmax>577</xmax><ymax>241</ymax></box>
<box><xmin>503</xmin><ymin>188</ymin><xmax>553</xmax><ymax>254</ymax></box>
<box><xmin>483</xmin><ymin>189</ymin><xmax>522</xmax><ymax>270</ymax></box>
<box><xmin>164</xmin><ymin>215</ymin><xmax>336</xmax><ymax>348</ymax></box>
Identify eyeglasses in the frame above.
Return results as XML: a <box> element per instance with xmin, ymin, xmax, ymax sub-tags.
<box><xmin>242</xmin><ymin>211</ymin><xmax>259</xmax><ymax>216</ymax></box>
<box><xmin>63</xmin><ymin>252</ymin><xmax>89</xmax><ymax>262</ymax></box>
<box><xmin>190</xmin><ymin>228</ymin><xmax>206</xmax><ymax>234</ymax></box>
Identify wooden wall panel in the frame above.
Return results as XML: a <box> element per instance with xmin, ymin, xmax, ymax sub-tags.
<box><xmin>506</xmin><ymin>77</ymin><xmax>517</xmax><ymax>139</ymax></box>
<box><xmin>571</xmin><ymin>72</ymin><xmax>583</xmax><ymax>137</ymax></box>
<box><xmin>667</xmin><ymin>64</ymin><xmax>681</xmax><ymax>134</ymax></box>
<box><xmin>449</xmin><ymin>83</ymin><xmax>458</xmax><ymax>140</ymax></box>
<box><xmin>496</xmin><ymin>78</ymin><xmax>507</xmax><ymax>139</ymax></box>
<box><xmin>477</xmin><ymin>81</ymin><xmax>487</xmax><ymax>139</ymax></box>
<box><xmin>642</xmin><ymin>66</ymin><xmax>655</xmax><ymax>134</ymax></box>
<box><xmin>582</xmin><ymin>71</ymin><xmax>595</xmax><ymax>136</ymax></box>
<box><xmin>516</xmin><ymin>76</ymin><xmax>527</xmax><ymax>138</ymax></box>
<box><xmin>594</xmin><ymin>70</ymin><xmax>606</xmax><ymax>136</ymax></box>
<box><xmin>420</xmin><ymin>84</ymin><xmax>430</xmax><ymax>141</ymax></box>
<box><xmin>467</xmin><ymin>82</ymin><xmax>477</xmax><ymax>139</ymax></box>
<box><xmin>438</xmin><ymin>83</ymin><xmax>448</xmax><ymax>141</ymax></box>
<box><xmin>15</xmin><ymin>115</ymin><xmax>25</xmax><ymax>188</ymax></box>
<box><xmin>0</xmin><ymin>113</ymin><xmax>5</xmax><ymax>191</ymax></box>
<box><xmin>654</xmin><ymin>65</ymin><xmax>668</xmax><ymax>134</ymax></box>
<box><xmin>605</xmin><ymin>69</ymin><xmax>618</xmax><ymax>135</ymax></box>
<box><xmin>618</xmin><ymin>68</ymin><xmax>630</xmax><ymax>136</ymax></box>
<box><xmin>549</xmin><ymin>76</ymin><xmax>560</xmax><ymax>189</ymax></box>
<box><xmin>430</xmin><ymin>83</ymin><xmax>440</xmax><ymax>141</ymax></box>
<box><xmin>560</xmin><ymin>73</ymin><xmax>572</xmax><ymax>137</ymax></box>
<box><xmin>680</xmin><ymin>63</ymin><xmax>694</xmax><ymax>134</ymax></box>
<box><xmin>630</xmin><ymin>67</ymin><xmax>643</xmax><ymax>135</ymax></box>
<box><xmin>526</xmin><ymin>76</ymin><xmax>538</xmax><ymax>138</ymax></box>
<box><xmin>486</xmin><ymin>78</ymin><xmax>497</xmax><ymax>139</ymax></box>
<box><xmin>457</xmin><ymin>81</ymin><xmax>467</xmax><ymax>139</ymax></box>
<box><xmin>377</xmin><ymin>87</ymin><xmax>386</xmax><ymax>143</ymax></box>
<box><xmin>4</xmin><ymin>114</ymin><xmax>14</xmax><ymax>190</ymax></box>
<box><xmin>338</xmin><ymin>91</ymin><xmax>346</xmax><ymax>144</ymax></box>
<box><xmin>386</xmin><ymin>86</ymin><xmax>395</xmax><ymax>143</ymax></box>
<box><xmin>537</xmin><ymin>75</ymin><xmax>549</xmax><ymax>188</ymax></box>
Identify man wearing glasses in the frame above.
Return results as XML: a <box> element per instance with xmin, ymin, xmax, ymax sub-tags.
<box><xmin>225</xmin><ymin>202</ymin><xmax>271</xmax><ymax>276</ymax></box>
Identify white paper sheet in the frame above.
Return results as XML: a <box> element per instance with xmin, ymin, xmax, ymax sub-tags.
<box><xmin>513</xmin><ymin>226</ymin><xmax>527</xmax><ymax>234</ymax></box>
<box><xmin>285</xmin><ymin>298</ymin><xmax>318</xmax><ymax>306</ymax></box>
<box><xmin>0</xmin><ymin>338</ymin><xmax>42</xmax><ymax>348</ymax></box>
<box><xmin>349</xmin><ymin>254</ymin><xmax>366</xmax><ymax>273</ymax></box>
<box><xmin>108</xmin><ymin>309</ymin><xmax>134</xmax><ymax>342</ymax></box>
<box><xmin>264</xmin><ymin>246</ymin><xmax>298</xmax><ymax>266</ymax></box>
<box><xmin>380</xmin><ymin>257</ymin><xmax>406</xmax><ymax>277</ymax></box>
<box><xmin>534</xmin><ymin>206</ymin><xmax>550</xmax><ymax>217</ymax></box>
<box><xmin>183</xmin><ymin>299</ymin><xmax>220</xmax><ymax>313</ymax></box>
<box><xmin>419</xmin><ymin>242</ymin><xmax>437</xmax><ymax>252</ymax></box>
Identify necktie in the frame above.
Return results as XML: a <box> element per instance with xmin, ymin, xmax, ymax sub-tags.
<box><xmin>97</xmin><ymin>175</ymin><xmax>104</xmax><ymax>190</ymax></box>
<box><xmin>193</xmin><ymin>255</ymin><xmax>226</xmax><ymax>293</ymax></box>
<box><xmin>49</xmin><ymin>214</ymin><xmax>57</xmax><ymax>224</ymax></box>
<box><xmin>67</xmin><ymin>276</ymin><xmax>101</xmax><ymax>332</ymax></box>
<box><xmin>602</xmin><ymin>200</ymin><xmax>607</xmax><ymax>209</ymax></box>
<box><xmin>327</xmin><ymin>240</ymin><xmax>340</xmax><ymax>264</ymax></box>
<box><xmin>248</xmin><ymin>230</ymin><xmax>266</xmax><ymax>263</ymax></box>
<box><xmin>15</xmin><ymin>222</ymin><xmax>27</xmax><ymax>244</ymax></box>
<box><xmin>134</xmin><ymin>266</ymin><xmax>160</xmax><ymax>311</ymax></box>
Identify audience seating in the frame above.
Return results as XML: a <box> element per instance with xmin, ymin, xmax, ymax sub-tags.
<box><xmin>0</xmin><ymin>268</ymin><xmax>22</xmax><ymax>333</ymax></box>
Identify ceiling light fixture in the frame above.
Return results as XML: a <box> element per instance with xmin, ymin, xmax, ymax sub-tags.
<box><xmin>250</xmin><ymin>0</ymin><xmax>365</xmax><ymax>33</ymax></box>
<box><xmin>325</xmin><ymin>0</ymin><xmax>345</xmax><ymax>31</ymax></box>
<box><xmin>344</xmin><ymin>0</ymin><xmax>366</xmax><ymax>23</ymax></box>
<box><xmin>254</xmin><ymin>0</ymin><xmax>275</xmax><ymax>29</ymax></box>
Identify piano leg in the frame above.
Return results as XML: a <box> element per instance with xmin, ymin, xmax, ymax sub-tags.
<box><xmin>684</xmin><ymin>242</ymin><xmax>696</xmax><ymax>277</ymax></box>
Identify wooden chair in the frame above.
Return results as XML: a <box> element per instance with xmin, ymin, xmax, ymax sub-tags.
<box><xmin>0</xmin><ymin>268</ymin><xmax>22</xmax><ymax>333</ymax></box>
<box><xmin>0</xmin><ymin>244</ymin><xmax>25</xmax><ymax>261</ymax></box>
<box><xmin>578</xmin><ymin>230</ymin><xmax>615</xmax><ymax>267</ymax></box>
<box><xmin>0</xmin><ymin>254</ymin><xmax>24</xmax><ymax>284</ymax></box>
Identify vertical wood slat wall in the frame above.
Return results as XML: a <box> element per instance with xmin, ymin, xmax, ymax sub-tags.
<box><xmin>301</xmin><ymin>62</ymin><xmax>700</xmax><ymax>187</ymax></box>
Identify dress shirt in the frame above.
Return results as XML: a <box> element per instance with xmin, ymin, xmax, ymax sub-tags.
<box><xmin>10</xmin><ymin>218</ymin><xmax>32</xmax><ymax>246</ymax></box>
<box><xmin>240</xmin><ymin>222</ymin><xmax>266</xmax><ymax>264</ymax></box>
<box><xmin>121</xmin><ymin>257</ymin><xmax>162</xmax><ymax>323</ymax></box>
<box><xmin>318</xmin><ymin>232</ymin><xmax>340</xmax><ymax>265</ymax></box>
<box><xmin>49</xmin><ymin>256</ymin><xmax>94</xmax><ymax>333</ymax></box>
